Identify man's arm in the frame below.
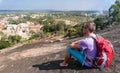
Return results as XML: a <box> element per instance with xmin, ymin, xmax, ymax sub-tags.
<box><xmin>70</xmin><ymin>40</ymin><xmax>81</xmax><ymax>49</ymax></box>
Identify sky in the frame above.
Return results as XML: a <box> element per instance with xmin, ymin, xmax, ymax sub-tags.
<box><xmin>0</xmin><ymin>0</ymin><xmax>116</xmax><ymax>11</ymax></box>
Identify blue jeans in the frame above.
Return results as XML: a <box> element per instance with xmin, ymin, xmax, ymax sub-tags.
<box><xmin>67</xmin><ymin>46</ymin><xmax>85</xmax><ymax>66</ymax></box>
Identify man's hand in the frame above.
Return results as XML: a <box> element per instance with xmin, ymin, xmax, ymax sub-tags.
<box><xmin>70</xmin><ymin>40</ymin><xmax>81</xmax><ymax>49</ymax></box>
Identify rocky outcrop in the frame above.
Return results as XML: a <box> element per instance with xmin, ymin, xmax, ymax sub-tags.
<box><xmin>0</xmin><ymin>25</ymin><xmax>120</xmax><ymax>73</ymax></box>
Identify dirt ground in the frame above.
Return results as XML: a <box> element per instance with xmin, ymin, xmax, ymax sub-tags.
<box><xmin>0</xmin><ymin>25</ymin><xmax>120</xmax><ymax>73</ymax></box>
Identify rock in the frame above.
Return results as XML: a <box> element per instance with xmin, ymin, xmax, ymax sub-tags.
<box><xmin>0</xmin><ymin>24</ymin><xmax>120</xmax><ymax>73</ymax></box>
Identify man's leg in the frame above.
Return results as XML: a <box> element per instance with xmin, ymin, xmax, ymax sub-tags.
<box><xmin>68</xmin><ymin>47</ymin><xmax>85</xmax><ymax>64</ymax></box>
<box><xmin>60</xmin><ymin>50</ymin><xmax>71</xmax><ymax>66</ymax></box>
<box><xmin>60</xmin><ymin>46</ymin><xmax>85</xmax><ymax>66</ymax></box>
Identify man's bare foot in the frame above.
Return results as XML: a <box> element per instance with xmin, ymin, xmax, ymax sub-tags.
<box><xmin>59</xmin><ymin>62</ymin><xmax>68</xmax><ymax>67</ymax></box>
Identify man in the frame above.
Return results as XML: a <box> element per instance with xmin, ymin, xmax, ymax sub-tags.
<box><xmin>60</xmin><ymin>21</ymin><xmax>97</xmax><ymax>67</ymax></box>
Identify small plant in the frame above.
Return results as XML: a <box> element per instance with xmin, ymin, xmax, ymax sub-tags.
<box><xmin>0</xmin><ymin>40</ymin><xmax>10</xmax><ymax>50</ymax></box>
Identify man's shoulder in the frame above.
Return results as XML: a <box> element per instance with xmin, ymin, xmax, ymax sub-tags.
<box><xmin>83</xmin><ymin>37</ymin><xmax>95</xmax><ymax>44</ymax></box>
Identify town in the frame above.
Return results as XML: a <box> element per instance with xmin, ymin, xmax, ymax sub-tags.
<box><xmin>0</xmin><ymin>11</ymin><xmax>107</xmax><ymax>49</ymax></box>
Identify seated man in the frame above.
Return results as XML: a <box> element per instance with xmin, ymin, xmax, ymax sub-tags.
<box><xmin>60</xmin><ymin>21</ymin><xmax>97</xmax><ymax>67</ymax></box>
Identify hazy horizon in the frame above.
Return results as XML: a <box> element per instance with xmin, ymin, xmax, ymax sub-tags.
<box><xmin>0</xmin><ymin>0</ymin><xmax>115</xmax><ymax>11</ymax></box>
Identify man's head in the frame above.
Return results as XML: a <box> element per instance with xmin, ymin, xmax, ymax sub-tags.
<box><xmin>82</xmin><ymin>21</ymin><xmax>96</xmax><ymax>35</ymax></box>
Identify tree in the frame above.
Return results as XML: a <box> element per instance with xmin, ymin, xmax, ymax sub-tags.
<box><xmin>74</xmin><ymin>24</ymin><xmax>83</xmax><ymax>36</ymax></box>
<box><xmin>56</xmin><ymin>21</ymin><xmax>66</xmax><ymax>31</ymax></box>
<box><xmin>42</xmin><ymin>17</ymin><xmax>56</xmax><ymax>33</ymax></box>
<box><xmin>94</xmin><ymin>18</ymin><xmax>104</xmax><ymax>30</ymax></box>
<box><xmin>109</xmin><ymin>0</ymin><xmax>120</xmax><ymax>23</ymax></box>
<box><xmin>42</xmin><ymin>17</ymin><xmax>55</xmax><ymax>25</ymax></box>
<box><xmin>43</xmin><ymin>24</ymin><xmax>51</xmax><ymax>33</ymax></box>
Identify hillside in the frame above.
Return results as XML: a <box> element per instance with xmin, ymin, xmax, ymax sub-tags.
<box><xmin>0</xmin><ymin>24</ymin><xmax>120</xmax><ymax>73</ymax></box>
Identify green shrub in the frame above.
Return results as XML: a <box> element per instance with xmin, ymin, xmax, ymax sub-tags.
<box><xmin>94</xmin><ymin>18</ymin><xmax>104</xmax><ymax>30</ymax></box>
<box><xmin>74</xmin><ymin>24</ymin><xmax>83</xmax><ymax>36</ymax></box>
<box><xmin>29</xmin><ymin>32</ymin><xmax>43</xmax><ymax>40</ymax></box>
<box><xmin>0</xmin><ymin>40</ymin><xmax>10</xmax><ymax>50</ymax></box>
<box><xmin>8</xmin><ymin>35</ymin><xmax>22</xmax><ymax>44</ymax></box>
<box><xmin>66</xmin><ymin>27</ymin><xmax>77</xmax><ymax>37</ymax></box>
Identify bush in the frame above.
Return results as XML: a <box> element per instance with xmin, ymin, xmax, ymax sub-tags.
<box><xmin>29</xmin><ymin>32</ymin><xmax>43</xmax><ymax>40</ymax></box>
<box><xmin>74</xmin><ymin>24</ymin><xmax>83</xmax><ymax>36</ymax></box>
<box><xmin>0</xmin><ymin>40</ymin><xmax>10</xmax><ymax>50</ymax></box>
<box><xmin>66</xmin><ymin>27</ymin><xmax>77</xmax><ymax>37</ymax></box>
<box><xmin>94</xmin><ymin>18</ymin><xmax>104</xmax><ymax>30</ymax></box>
<box><xmin>8</xmin><ymin>35</ymin><xmax>22</xmax><ymax>44</ymax></box>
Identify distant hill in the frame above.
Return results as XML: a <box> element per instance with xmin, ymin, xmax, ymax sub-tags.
<box><xmin>0</xmin><ymin>10</ymin><xmax>108</xmax><ymax>13</ymax></box>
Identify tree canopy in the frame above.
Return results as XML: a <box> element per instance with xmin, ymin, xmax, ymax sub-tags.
<box><xmin>109</xmin><ymin>0</ymin><xmax>120</xmax><ymax>23</ymax></box>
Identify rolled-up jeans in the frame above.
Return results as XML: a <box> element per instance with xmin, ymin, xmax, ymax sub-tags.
<box><xmin>67</xmin><ymin>46</ymin><xmax>85</xmax><ymax>66</ymax></box>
